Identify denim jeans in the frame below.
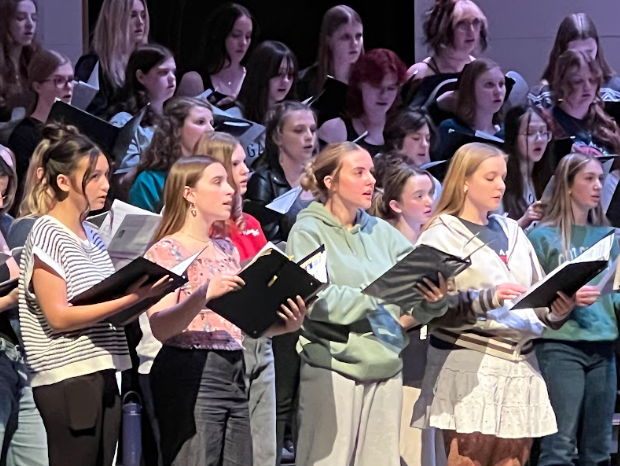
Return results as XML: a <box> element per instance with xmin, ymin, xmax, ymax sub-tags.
<box><xmin>151</xmin><ymin>346</ymin><xmax>252</xmax><ymax>466</ymax></box>
<box><xmin>0</xmin><ymin>338</ymin><xmax>48</xmax><ymax>466</ymax></box>
<box><xmin>243</xmin><ymin>336</ymin><xmax>276</xmax><ymax>466</ymax></box>
<box><xmin>536</xmin><ymin>340</ymin><xmax>616</xmax><ymax>466</ymax></box>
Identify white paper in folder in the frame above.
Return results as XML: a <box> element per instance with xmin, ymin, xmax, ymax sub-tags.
<box><xmin>98</xmin><ymin>200</ymin><xmax>161</xmax><ymax>269</ymax></box>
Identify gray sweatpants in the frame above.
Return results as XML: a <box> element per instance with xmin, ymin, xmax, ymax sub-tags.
<box><xmin>243</xmin><ymin>336</ymin><xmax>277</xmax><ymax>466</ymax></box>
<box><xmin>296</xmin><ymin>362</ymin><xmax>403</xmax><ymax>466</ymax></box>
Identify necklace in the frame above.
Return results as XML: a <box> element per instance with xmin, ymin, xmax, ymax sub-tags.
<box><xmin>213</xmin><ymin>67</ymin><xmax>246</xmax><ymax>93</ymax></box>
<box><xmin>179</xmin><ymin>231</ymin><xmax>211</xmax><ymax>244</ymax></box>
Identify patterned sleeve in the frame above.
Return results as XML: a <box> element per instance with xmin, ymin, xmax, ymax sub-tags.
<box><xmin>215</xmin><ymin>237</ymin><xmax>241</xmax><ymax>269</ymax></box>
<box><xmin>144</xmin><ymin>239</ymin><xmax>184</xmax><ymax>271</ymax></box>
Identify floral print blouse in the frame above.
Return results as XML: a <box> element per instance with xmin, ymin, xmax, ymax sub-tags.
<box><xmin>144</xmin><ymin>236</ymin><xmax>244</xmax><ymax>351</ymax></box>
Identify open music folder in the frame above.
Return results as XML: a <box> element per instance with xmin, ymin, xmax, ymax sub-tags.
<box><xmin>362</xmin><ymin>244</ymin><xmax>473</xmax><ymax>310</ymax></box>
<box><xmin>70</xmin><ymin>248</ymin><xmax>204</xmax><ymax>327</ymax></box>
<box><xmin>48</xmin><ymin>100</ymin><xmax>147</xmax><ymax>166</ymax></box>
<box><xmin>208</xmin><ymin>243</ymin><xmax>328</xmax><ymax>338</ymax></box>
<box><xmin>95</xmin><ymin>200</ymin><xmax>162</xmax><ymax>270</ymax></box>
<box><xmin>511</xmin><ymin>230</ymin><xmax>614</xmax><ymax>310</ymax></box>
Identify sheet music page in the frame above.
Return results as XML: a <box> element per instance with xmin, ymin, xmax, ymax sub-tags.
<box><xmin>513</xmin><ymin>232</ymin><xmax>613</xmax><ymax>305</ymax></box>
<box><xmin>99</xmin><ymin>200</ymin><xmax>160</xmax><ymax>246</ymax></box>
<box><xmin>572</xmin><ymin>232</ymin><xmax>613</xmax><ymax>264</ymax></box>
<box><xmin>266</xmin><ymin>186</ymin><xmax>302</xmax><ymax>214</ymax></box>
<box><xmin>298</xmin><ymin>247</ymin><xmax>328</xmax><ymax>284</ymax></box>
<box><xmin>474</xmin><ymin>130</ymin><xmax>505</xmax><ymax>143</ymax></box>
<box><xmin>107</xmin><ymin>214</ymin><xmax>162</xmax><ymax>269</ymax></box>
<box><xmin>71</xmin><ymin>82</ymin><xmax>99</xmax><ymax>110</ymax></box>
<box><xmin>598</xmin><ymin>256</ymin><xmax>618</xmax><ymax>294</ymax></box>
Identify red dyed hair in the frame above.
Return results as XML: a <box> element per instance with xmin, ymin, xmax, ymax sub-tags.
<box><xmin>347</xmin><ymin>48</ymin><xmax>407</xmax><ymax>118</ymax></box>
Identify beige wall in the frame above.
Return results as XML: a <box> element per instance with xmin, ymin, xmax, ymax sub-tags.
<box><xmin>37</xmin><ymin>0</ymin><xmax>84</xmax><ymax>64</ymax></box>
<box><xmin>413</xmin><ymin>0</ymin><xmax>620</xmax><ymax>86</ymax></box>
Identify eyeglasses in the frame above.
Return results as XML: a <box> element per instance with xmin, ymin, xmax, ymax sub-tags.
<box><xmin>520</xmin><ymin>131</ymin><xmax>552</xmax><ymax>142</ymax></box>
<box><xmin>41</xmin><ymin>76</ymin><xmax>75</xmax><ymax>88</ymax></box>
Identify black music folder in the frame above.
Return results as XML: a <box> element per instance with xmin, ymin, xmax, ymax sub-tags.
<box><xmin>362</xmin><ymin>244</ymin><xmax>472</xmax><ymax>310</ymax></box>
<box><xmin>440</xmin><ymin>129</ymin><xmax>505</xmax><ymax>160</ymax></box>
<box><xmin>48</xmin><ymin>100</ymin><xmax>147</xmax><ymax>166</ymax></box>
<box><xmin>0</xmin><ymin>278</ymin><xmax>18</xmax><ymax>297</ymax></box>
<box><xmin>307</xmin><ymin>76</ymin><xmax>348</xmax><ymax>126</ymax></box>
<box><xmin>208</xmin><ymin>245</ymin><xmax>328</xmax><ymax>338</ymax></box>
<box><xmin>605</xmin><ymin>101</ymin><xmax>620</xmax><ymax>125</ymax></box>
<box><xmin>70</xmin><ymin>253</ymin><xmax>197</xmax><ymax>327</ymax></box>
<box><xmin>511</xmin><ymin>231</ymin><xmax>614</xmax><ymax>310</ymax></box>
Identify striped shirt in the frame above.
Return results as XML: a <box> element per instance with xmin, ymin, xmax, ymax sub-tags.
<box><xmin>19</xmin><ymin>216</ymin><xmax>130</xmax><ymax>387</ymax></box>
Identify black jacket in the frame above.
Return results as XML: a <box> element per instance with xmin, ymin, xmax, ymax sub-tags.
<box><xmin>243</xmin><ymin>163</ymin><xmax>307</xmax><ymax>243</ymax></box>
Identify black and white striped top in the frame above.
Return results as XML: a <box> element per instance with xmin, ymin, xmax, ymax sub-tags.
<box><xmin>19</xmin><ymin>216</ymin><xmax>130</xmax><ymax>387</ymax></box>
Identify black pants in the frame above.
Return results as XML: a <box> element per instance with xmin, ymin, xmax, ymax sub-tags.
<box><xmin>272</xmin><ymin>332</ymin><xmax>300</xmax><ymax>464</ymax></box>
<box><xmin>150</xmin><ymin>345</ymin><xmax>252</xmax><ymax>466</ymax></box>
<box><xmin>33</xmin><ymin>370</ymin><xmax>120</xmax><ymax>466</ymax></box>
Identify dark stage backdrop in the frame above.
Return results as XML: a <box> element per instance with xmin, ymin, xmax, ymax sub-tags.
<box><xmin>87</xmin><ymin>0</ymin><xmax>417</xmax><ymax>73</ymax></box>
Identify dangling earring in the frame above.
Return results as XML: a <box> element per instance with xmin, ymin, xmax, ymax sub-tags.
<box><xmin>190</xmin><ymin>204</ymin><xmax>197</xmax><ymax>217</ymax></box>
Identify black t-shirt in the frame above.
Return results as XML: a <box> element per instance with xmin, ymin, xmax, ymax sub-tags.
<box><xmin>459</xmin><ymin>216</ymin><xmax>509</xmax><ymax>264</ymax></box>
<box><xmin>7</xmin><ymin>116</ymin><xmax>43</xmax><ymax>217</ymax></box>
<box><xmin>8</xmin><ymin>116</ymin><xmax>43</xmax><ymax>181</ymax></box>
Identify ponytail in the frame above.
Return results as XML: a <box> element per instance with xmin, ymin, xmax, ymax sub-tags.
<box><xmin>22</xmin><ymin>124</ymin><xmax>100</xmax><ymax>217</ymax></box>
<box><xmin>369</xmin><ymin>190</ymin><xmax>395</xmax><ymax>220</ymax></box>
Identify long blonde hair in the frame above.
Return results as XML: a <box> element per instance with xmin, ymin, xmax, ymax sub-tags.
<box><xmin>426</xmin><ymin>142</ymin><xmax>505</xmax><ymax>229</ymax></box>
<box><xmin>193</xmin><ymin>132</ymin><xmax>244</xmax><ymax>230</ymax></box>
<box><xmin>539</xmin><ymin>153</ymin><xmax>608</xmax><ymax>255</ymax></box>
<box><xmin>150</xmin><ymin>156</ymin><xmax>226</xmax><ymax>245</ymax></box>
<box><xmin>92</xmin><ymin>0</ymin><xmax>150</xmax><ymax>88</ymax></box>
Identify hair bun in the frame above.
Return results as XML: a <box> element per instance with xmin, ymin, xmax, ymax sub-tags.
<box><xmin>300</xmin><ymin>160</ymin><xmax>319</xmax><ymax>194</ymax></box>
<box><xmin>41</xmin><ymin>123</ymin><xmax>81</xmax><ymax>145</ymax></box>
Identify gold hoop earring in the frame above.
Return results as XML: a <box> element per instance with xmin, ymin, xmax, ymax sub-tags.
<box><xmin>190</xmin><ymin>204</ymin><xmax>197</xmax><ymax>217</ymax></box>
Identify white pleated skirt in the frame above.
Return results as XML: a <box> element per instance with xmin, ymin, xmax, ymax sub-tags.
<box><xmin>411</xmin><ymin>344</ymin><xmax>558</xmax><ymax>439</ymax></box>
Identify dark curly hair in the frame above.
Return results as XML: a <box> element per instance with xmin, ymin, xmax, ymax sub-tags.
<box><xmin>127</xmin><ymin>96</ymin><xmax>213</xmax><ymax>187</ymax></box>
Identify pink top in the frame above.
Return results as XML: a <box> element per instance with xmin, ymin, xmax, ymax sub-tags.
<box><xmin>144</xmin><ymin>236</ymin><xmax>244</xmax><ymax>351</ymax></box>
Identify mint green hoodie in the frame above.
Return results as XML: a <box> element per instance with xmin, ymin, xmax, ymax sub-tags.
<box><xmin>528</xmin><ymin>224</ymin><xmax>619</xmax><ymax>342</ymax></box>
<box><xmin>286</xmin><ymin>202</ymin><xmax>448</xmax><ymax>382</ymax></box>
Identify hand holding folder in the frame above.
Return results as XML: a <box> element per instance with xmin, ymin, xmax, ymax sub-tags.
<box><xmin>362</xmin><ymin>244</ymin><xmax>474</xmax><ymax>310</ymax></box>
<box><xmin>207</xmin><ymin>244</ymin><xmax>328</xmax><ymax>338</ymax></box>
<box><xmin>511</xmin><ymin>231</ymin><xmax>614</xmax><ymax>310</ymax></box>
<box><xmin>70</xmin><ymin>249</ymin><xmax>203</xmax><ymax>327</ymax></box>
<box><xmin>0</xmin><ymin>247</ymin><xmax>24</xmax><ymax>297</ymax></box>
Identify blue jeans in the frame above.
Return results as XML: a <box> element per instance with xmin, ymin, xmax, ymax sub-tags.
<box><xmin>0</xmin><ymin>338</ymin><xmax>48</xmax><ymax>466</ymax></box>
<box><xmin>536</xmin><ymin>340</ymin><xmax>616</xmax><ymax>466</ymax></box>
<box><xmin>243</xmin><ymin>336</ymin><xmax>276</xmax><ymax>466</ymax></box>
<box><xmin>151</xmin><ymin>346</ymin><xmax>252</xmax><ymax>466</ymax></box>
